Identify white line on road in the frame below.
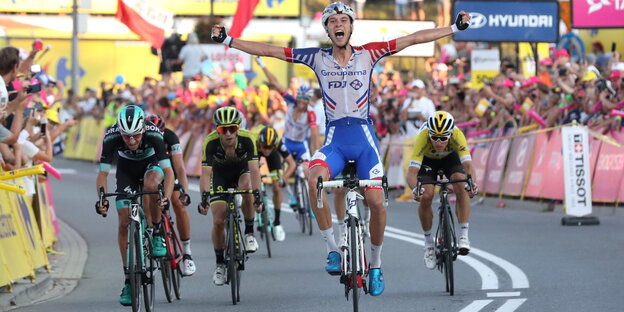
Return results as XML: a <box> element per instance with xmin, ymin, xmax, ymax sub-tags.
<box><xmin>459</xmin><ymin>300</ymin><xmax>493</xmax><ymax>312</ymax></box>
<box><xmin>495</xmin><ymin>298</ymin><xmax>527</xmax><ymax>312</ymax></box>
<box><xmin>487</xmin><ymin>292</ymin><xmax>521</xmax><ymax>297</ymax></box>
<box><xmin>56</xmin><ymin>168</ymin><xmax>78</xmax><ymax>175</ymax></box>
<box><xmin>383</xmin><ymin>225</ymin><xmax>530</xmax><ymax>290</ymax></box>
<box><xmin>383</xmin><ymin>231</ymin><xmax>499</xmax><ymax>290</ymax></box>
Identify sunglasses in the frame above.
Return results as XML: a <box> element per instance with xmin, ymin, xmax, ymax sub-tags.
<box><xmin>297</xmin><ymin>94</ymin><xmax>311</xmax><ymax>100</ymax></box>
<box><xmin>121</xmin><ymin>133</ymin><xmax>142</xmax><ymax>140</ymax></box>
<box><xmin>217</xmin><ymin>125</ymin><xmax>239</xmax><ymax>134</ymax></box>
<box><xmin>260</xmin><ymin>144</ymin><xmax>275</xmax><ymax>150</ymax></box>
<box><xmin>430</xmin><ymin>135</ymin><xmax>450</xmax><ymax>142</ymax></box>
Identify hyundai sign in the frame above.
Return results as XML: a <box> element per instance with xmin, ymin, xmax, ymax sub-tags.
<box><xmin>453</xmin><ymin>0</ymin><xmax>559</xmax><ymax>42</ymax></box>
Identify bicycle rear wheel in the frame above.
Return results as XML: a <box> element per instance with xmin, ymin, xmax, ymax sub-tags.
<box><xmin>349</xmin><ymin>217</ymin><xmax>360</xmax><ymax>312</ymax></box>
<box><xmin>227</xmin><ymin>216</ymin><xmax>238</xmax><ymax>305</ymax></box>
<box><xmin>143</xmin><ymin>233</ymin><xmax>155</xmax><ymax>312</ymax></box>
<box><xmin>171</xmin><ymin>234</ymin><xmax>182</xmax><ymax>300</ymax></box>
<box><xmin>128</xmin><ymin>222</ymin><xmax>142</xmax><ymax>312</ymax></box>
<box><xmin>160</xmin><ymin>257</ymin><xmax>173</xmax><ymax>302</ymax></box>
<box><xmin>296</xmin><ymin>177</ymin><xmax>308</xmax><ymax>234</ymax></box>
<box><xmin>443</xmin><ymin>209</ymin><xmax>454</xmax><ymax>296</ymax></box>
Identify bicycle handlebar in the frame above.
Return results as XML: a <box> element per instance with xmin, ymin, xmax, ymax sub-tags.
<box><xmin>316</xmin><ymin>176</ymin><xmax>389</xmax><ymax>209</ymax></box>
<box><xmin>98</xmin><ymin>185</ymin><xmax>164</xmax><ymax>218</ymax></box>
<box><xmin>416</xmin><ymin>174</ymin><xmax>474</xmax><ymax>197</ymax></box>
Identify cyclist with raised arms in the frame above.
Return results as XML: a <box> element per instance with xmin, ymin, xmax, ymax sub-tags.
<box><xmin>407</xmin><ymin>111</ymin><xmax>478</xmax><ymax>270</ymax></box>
<box><xmin>256</xmin><ymin>56</ymin><xmax>320</xmax><ymax>159</ymax></box>
<box><xmin>197</xmin><ymin>106</ymin><xmax>263</xmax><ymax>286</ymax></box>
<box><xmin>146</xmin><ymin>115</ymin><xmax>196</xmax><ymax>276</ymax></box>
<box><xmin>212</xmin><ymin>2</ymin><xmax>471</xmax><ymax>296</ymax></box>
<box><xmin>95</xmin><ymin>105</ymin><xmax>175</xmax><ymax>306</ymax></box>
<box><xmin>256</xmin><ymin>125</ymin><xmax>297</xmax><ymax>241</ymax></box>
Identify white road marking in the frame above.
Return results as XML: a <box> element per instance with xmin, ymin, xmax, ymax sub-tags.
<box><xmin>495</xmin><ymin>298</ymin><xmax>527</xmax><ymax>312</ymax></box>
<box><xmin>487</xmin><ymin>292</ymin><xmax>521</xmax><ymax>297</ymax></box>
<box><xmin>459</xmin><ymin>300</ymin><xmax>494</xmax><ymax>312</ymax></box>
<box><xmin>57</xmin><ymin>168</ymin><xmax>78</xmax><ymax>174</ymax></box>
<box><xmin>384</xmin><ymin>231</ymin><xmax>499</xmax><ymax>290</ymax></box>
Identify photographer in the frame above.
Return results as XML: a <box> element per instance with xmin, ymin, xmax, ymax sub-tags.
<box><xmin>400</xmin><ymin>79</ymin><xmax>435</xmax><ymax>137</ymax></box>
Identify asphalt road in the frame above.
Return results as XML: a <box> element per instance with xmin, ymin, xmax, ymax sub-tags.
<box><xmin>14</xmin><ymin>158</ymin><xmax>624</xmax><ymax>312</ymax></box>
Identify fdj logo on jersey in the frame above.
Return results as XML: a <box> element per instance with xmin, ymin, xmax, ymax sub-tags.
<box><xmin>328</xmin><ymin>81</ymin><xmax>347</xmax><ymax>89</ymax></box>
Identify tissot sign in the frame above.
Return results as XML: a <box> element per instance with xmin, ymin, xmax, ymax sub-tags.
<box><xmin>453</xmin><ymin>0</ymin><xmax>559</xmax><ymax>42</ymax></box>
<box><xmin>572</xmin><ymin>0</ymin><xmax>624</xmax><ymax>28</ymax></box>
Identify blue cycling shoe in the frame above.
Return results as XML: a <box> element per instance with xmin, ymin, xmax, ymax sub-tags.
<box><xmin>325</xmin><ymin>251</ymin><xmax>341</xmax><ymax>275</ymax></box>
<box><xmin>368</xmin><ymin>268</ymin><xmax>385</xmax><ymax>296</ymax></box>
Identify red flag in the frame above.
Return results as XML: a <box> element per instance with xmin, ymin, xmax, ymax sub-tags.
<box><xmin>229</xmin><ymin>0</ymin><xmax>260</xmax><ymax>38</ymax></box>
<box><xmin>115</xmin><ymin>0</ymin><xmax>173</xmax><ymax>49</ymax></box>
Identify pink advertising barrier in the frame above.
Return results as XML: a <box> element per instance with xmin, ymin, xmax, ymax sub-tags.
<box><xmin>471</xmin><ymin>146</ymin><xmax>490</xmax><ymax>189</ymax></box>
<box><xmin>572</xmin><ymin>0</ymin><xmax>624</xmax><ymax>28</ymax></box>
<box><xmin>524</xmin><ymin>132</ymin><xmax>550</xmax><ymax>198</ymax></box>
<box><xmin>539</xmin><ymin>129</ymin><xmax>564</xmax><ymax>200</ymax></box>
<box><xmin>483</xmin><ymin>139</ymin><xmax>511</xmax><ymax>195</ymax></box>
<box><xmin>501</xmin><ymin>135</ymin><xmax>536</xmax><ymax>196</ymax></box>
<box><xmin>592</xmin><ymin>141</ymin><xmax>624</xmax><ymax>202</ymax></box>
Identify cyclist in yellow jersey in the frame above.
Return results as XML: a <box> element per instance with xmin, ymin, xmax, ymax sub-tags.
<box><xmin>406</xmin><ymin>111</ymin><xmax>478</xmax><ymax>270</ymax></box>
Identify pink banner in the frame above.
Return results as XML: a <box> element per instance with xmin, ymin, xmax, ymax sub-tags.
<box><xmin>540</xmin><ymin>130</ymin><xmax>564</xmax><ymax>200</ymax></box>
<box><xmin>471</xmin><ymin>146</ymin><xmax>490</xmax><ymax>189</ymax></box>
<box><xmin>592</xmin><ymin>142</ymin><xmax>624</xmax><ymax>202</ymax></box>
<box><xmin>524</xmin><ymin>132</ymin><xmax>549</xmax><ymax>198</ymax></box>
<box><xmin>483</xmin><ymin>139</ymin><xmax>511</xmax><ymax>194</ymax></box>
<box><xmin>501</xmin><ymin>135</ymin><xmax>536</xmax><ymax>196</ymax></box>
<box><xmin>572</xmin><ymin>0</ymin><xmax>624</xmax><ymax>28</ymax></box>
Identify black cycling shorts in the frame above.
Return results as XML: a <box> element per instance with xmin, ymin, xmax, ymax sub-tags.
<box><xmin>418</xmin><ymin>152</ymin><xmax>465</xmax><ymax>183</ymax></box>
<box><xmin>209</xmin><ymin>163</ymin><xmax>249</xmax><ymax>205</ymax></box>
<box><xmin>115</xmin><ymin>156</ymin><xmax>163</xmax><ymax>209</ymax></box>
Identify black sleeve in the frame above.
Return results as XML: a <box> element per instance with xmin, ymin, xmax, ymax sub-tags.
<box><xmin>99</xmin><ymin>127</ymin><xmax>120</xmax><ymax>164</ymax></box>
<box><xmin>202</xmin><ymin>136</ymin><xmax>217</xmax><ymax>167</ymax></box>
<box><xmin>145</xmin><ymin>129</ymin><xmax>169</xmax><ymax>161</ymax></box>
<box><xmin>242</xmin><ymin>136</ymin><xmax>259</xmax><ymax>162</ymax></box>
<box><xmin>164</xmin><ymin>129</ymin><xmax>181</xmax><ymax>154</ymax></box>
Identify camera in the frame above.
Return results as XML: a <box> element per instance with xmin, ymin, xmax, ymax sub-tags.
<box><xmin>558</xmin><ymin>67</ymin><xmax>568</xmax><ymax>76</ymax></box>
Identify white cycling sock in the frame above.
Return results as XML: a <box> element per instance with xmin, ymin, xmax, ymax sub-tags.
<box><xmin>423</xmin><ymin>230</ymin><xmax>434</xmax><ymax>247</ymax></box>
<box><xmin>370</xmin><ymin>244</ymin><xmax>382</xmax><ymax>268</ymax></box>
<box><xmin>320</xmin><ymin>228</ymin><xmax>339</xmax><ymax>253</ymax></box>
<box><xmin>459</xmin><ymin>223</ymin><xmax>469</xmax><ymax>238</ymax></box>
<box><xmin>182</xmin><ymin>239</ymin><xmax>192</xmax><ymax>255</ymax></box>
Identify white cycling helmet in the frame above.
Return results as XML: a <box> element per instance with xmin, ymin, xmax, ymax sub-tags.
<box><xmin>321</xmin><ymin>2</ymin><xmax>356</xmax><ymax>32</ymax></box>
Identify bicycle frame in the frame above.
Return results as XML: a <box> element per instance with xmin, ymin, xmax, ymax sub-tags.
<box><xmin>316</xmin><ymin>166</ymin><xmax>389</xmax><ymax>310</ymax></box>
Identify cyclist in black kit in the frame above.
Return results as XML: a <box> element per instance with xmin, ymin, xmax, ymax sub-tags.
<box><xmin>95</xmin><ymin>105</ymin><xmax>174</xmax><ymax>306</ymax></box>
<box><xmin>256</xmin><ymin>126</ymin><xmax>296</xmax><ymax>241</ymax></box>
<box><xmin>146</xmin><ymin>114</ymin><xmax>196</xmax><ymax>276</ymax></box>
<box><xmin>197</xmin><ymin>106</ymin><xmax>263</xmax><ymax>286</ymax></box>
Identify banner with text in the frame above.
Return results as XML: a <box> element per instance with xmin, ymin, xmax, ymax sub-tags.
<box><xmin>471</xmin><ymin>49</ymin><xmax>500</xmax><ymax>90</ymax></box>
<box><xmin>454</xmin><ymin>0</ymin><xmax>559</xmax><ymax>42</ymax></box>
<box><xmin>572</xmin><ymin>0</ymin><xmax>624</xmax><ymax>28</ymax></box>
<box><xmin>562</xmin><ymin>126</ymin><xmax>592</xmax><ymax>216</ymax></box>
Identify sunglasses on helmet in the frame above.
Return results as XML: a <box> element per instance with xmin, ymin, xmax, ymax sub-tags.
<box><xmin>297</xmin><ymin>94</ymin><xmax>311</xmax><ymax>100</ymax></box>
<box><xmin>217</xmin><ymin>125</ymin><xmax>240</xmax><ymax>134</ymax></box>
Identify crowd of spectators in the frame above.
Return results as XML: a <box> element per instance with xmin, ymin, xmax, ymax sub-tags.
<box><xmin>3</xmin><ymin>36</ymin><xmax>624</xmax><ymax>193</ymax></box>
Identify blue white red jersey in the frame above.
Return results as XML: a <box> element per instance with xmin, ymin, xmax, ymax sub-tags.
<box><xmin>282</xmin><ymin>93</ymin><xmax>317</xmax><ymax>142</ymax></box>
<box><xmin>284</xmin><ymin>40</ymin><xmax>398</xmax><ymax>124</ymax></box>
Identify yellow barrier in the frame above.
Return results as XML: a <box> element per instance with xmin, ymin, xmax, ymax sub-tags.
<box><xmin>0</xmin><ymin>165</ymin><xmax>45</xmax><ymax>181</ymax></box>
<box><xmin>0</xmin><ymin>173</ymin><xmax>55</xmax><ymax>289</ymax></box>
<box><xmin>0</xmin><ymin>182</ymin><xmax>26</xmax><ymax>194</ymax></box>
<box><xmin>64</xmin><ymin>117</ymin><xmax>107</xmax><ymax>162</ymax></box>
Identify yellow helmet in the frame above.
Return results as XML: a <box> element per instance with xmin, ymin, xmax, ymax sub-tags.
<box><xmin>258</xmin><ymin>126</ymin><xmax>279</xmax><ymax>147</ymax></box>
<box><xmin>427</xmin><ymin>111</ymin><xmax>455</xmax><ymax>136</ymax></box>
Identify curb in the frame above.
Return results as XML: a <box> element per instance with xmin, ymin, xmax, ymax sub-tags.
<box><xmin>0</xmin><ymin>219</ymin><xmax>87</xmax><ymax>311</ymax></box>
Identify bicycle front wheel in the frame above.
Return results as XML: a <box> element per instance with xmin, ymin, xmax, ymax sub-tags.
<box><xmin>295</xmin><ymin>177</ymin><xmax>308</xmax><ymax>234</ymax></box>
<box><xmin>128</xmin><ymin>222</ymin><xmax>142</xmax><ymax>312</ymax></box>
<box><xmin>348</xmin><ymin>217</ymin><xmax>360</xmax><ymax>311</ymax></box>
<box><xmin>443</xmin><ymin>209</ymin><xmax>454</xmax><ymax>296</ymax></box>
<box><xmin>262</xmin><ymin>208</ymin><xmax>272</xmax><ymax>258</ymax></box>
<box><xmin>301</xmin><ymin>178</ymin><xmax>313</xmax><ymax>236</ymax></box>
<box><xmin>143</xmin><ymin>233</ymin><xmax>155</xmax><ymax>312</ymax></box>
<box><xmin>227</xmin><ymin>217</ymin><xmax>238</xmax><ymax>305</ymax></box>
<box><xmin>171</xmin><ymin>234</ymin><xmax>182</xmax><ymax>300</ymax></box>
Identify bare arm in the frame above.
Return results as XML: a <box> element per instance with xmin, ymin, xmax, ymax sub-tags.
<box><xmin>407</xmin><ymin>166</ymin><xmax>420</xmax><ymax>191</ymax></box>
<box><xmin>33</xmin><ymin>135</ymin><xmax>53</xmax><ymax>163</ymax></box>
<box><xmin>212</xmin><ymin>25</ymin><xmax>287</xmax><ymax>60</ymax></box>
<box><xmin>256</xmin><ymin>57</ymin><xmax>286</xmax><ymax>93</ymax></box>
<box><xmin>248</xmin><ymin>160</ymin><xmax>262</xmax><ymax>192</ymax></box>
<box><xmin>395</xmin><ymin>11</ymin><xmax>470</xmax><ymax>53</ymax></box>
<box><xmin>282</xmin><ymin>155</ymin><xmax>296</xmax><ymax>182</ymax></box>
<box><xmin>162</xmin><ymin>166</ymin><xmax>175</xmax><ymax>201</ymax></box>
<box><xmin>309</xmin><ymin>125</ymin><xmax>319</xmax><ymax>153</ymax></box>
<box><xmin>96</xmin><ymin>170</ymin><xmax>109</xmax><ymax>195</ymax></box>
<box><xmin>200</xmin><ymin>166</ymin><xmax>212</xmax><ymax>195</ymax></box>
